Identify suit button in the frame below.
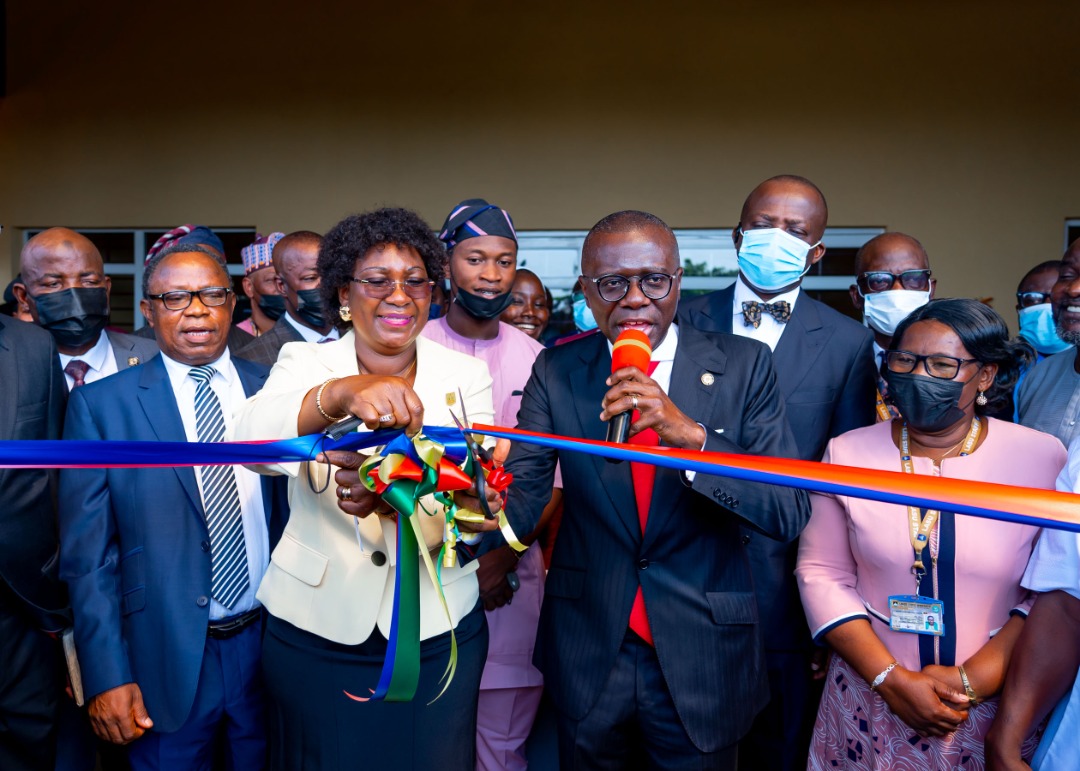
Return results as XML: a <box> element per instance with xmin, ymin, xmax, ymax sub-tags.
<box><xmin>200</xmin><ymin>540</ymin><xmax>210</xmax><ymax>552</ymax></box>
<box><xmin>638</xmin><ymin>559</ymin><xmax>649</xmax><ymax>570</ymax></box>
<box><xmin>196</xmin><ymin>596</ymin><xmax>209</xmax><ymax>607</ymax></box>
<box><xmin>741</xmin><ymin>535</ymin><xmax>752</xmax><ymax>546</ymax></box>
<box><xmin>713</xmin><ymin>489</ymin><xmax>722</xmax><ymax>500</ymax></box>
<box><xmin>371</xmin><ymin>551</ymin><xmax>387</xmax><ymax>567</ymax></box>
<box><xmin>731</xmin><ymin>500</ymin><xmax>739</xmax><ymax>508</ymax></box>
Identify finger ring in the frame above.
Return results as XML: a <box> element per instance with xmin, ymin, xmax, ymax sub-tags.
<box><xmin>338</xmin><ymin>486</ymin><xmax>352</xmax><ymax>501</ymax></box>
<box><xmin>378</xmin><ymin>413</ymin><xmax>394</xmax><ymax>423</ymax></box>
<box><xmin>631</xmin><ymin>395</ymin><xmax>639</xmax><ymax>410</ymax></box>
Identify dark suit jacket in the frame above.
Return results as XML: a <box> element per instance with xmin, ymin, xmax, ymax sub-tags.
<box><xmin>679</xmin><ymin>285</ymin><xmax>876</xmax><ymax>650</ymax></box>
<box><xmin>104</xmin><ymin>329</ymin><xmax>159</xmax><ymax>371</ymax></box>
<box><xmin>504</xmin><ymin>323</ymin><xmax>810</xmax><ymax>751</ymax></box>
<box><xmin>234</xmin><ymin>316</ymin><xmax>305</xmax><ymax>366</ymax></box>
<box><xmin>58</xmin><ymin>355</ymin><xmax>288</xmax><ymax>731</ymax></box>
<box><xmin>0</xmin><ymin>317</ymin><xmax>70</xmax><ymax>631</ymax></box>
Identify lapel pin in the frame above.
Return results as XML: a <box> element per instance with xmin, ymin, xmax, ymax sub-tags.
<box><xmin>445</xmin><ymin>392</ymin><xmax>457</xmax><ymax>407</ymax></box>
<box><xmin>128</xmin><ymin>357</ymin><xmax>140</xmax><ymax>367</ymax></box>
<box><xmin>700</xmin><ymin>372</ymin><xmax>715</xmax><ymax>386</ymax></box>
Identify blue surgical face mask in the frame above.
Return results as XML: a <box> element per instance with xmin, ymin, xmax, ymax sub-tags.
<box><xmin>737</xmin><ymin>228</ymin><xmax>820</xmax><ymax>293</ymax></box>
<box><xmin>1019</xmin><ymin>303</ymin><xmax>1071</xmax><ymax>355</ymax></box>
<box><xmin>573</xmin><ymin>294</ymin><xmax>597</xmax><ymax>332</ymax></box>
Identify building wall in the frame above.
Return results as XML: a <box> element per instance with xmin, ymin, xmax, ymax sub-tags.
<box><xmin>2</xmin><ymin>1</ymin><xmax>1078</xmax><ymax>330</ymax></box>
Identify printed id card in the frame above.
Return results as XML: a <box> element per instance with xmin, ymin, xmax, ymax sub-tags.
<box><xmin>887</xmin><ymin>595</ymin><xmax>945</xmax><ymax>637</ymax></box>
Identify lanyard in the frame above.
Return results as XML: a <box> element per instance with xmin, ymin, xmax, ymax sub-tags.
<box><xmin>875</xmin><ymin>388</ymin><xmax>893</xmax><ymax>422</ymax></box>
<box><xmin>899</xmin><ymin>417</ymin><xmax>981</xmax><ymax>590</ymax></box>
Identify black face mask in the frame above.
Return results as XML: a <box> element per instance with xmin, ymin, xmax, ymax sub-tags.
<box><xmin>454</xmin><ymin>287</ymin><xmax>514</xmax><ymax>320</ymax></box>
<box><xmin>294</xmin><ymin>288</ymin><xmax>328</xmax><ymax>329</ymax></box>
<box><xmin>258</xmin><ymin>293</ymin><xmax>286</xmax><ymax>321</ymax></box>
<box><xmin>33</xmin><ymin>287</ymin><xmax>109</xmax><ymax>349</ymax></box>
<box><xmin>884</xmin><ymin>370</ymin><xmax>976</xmax><ymax>433</ymax></box>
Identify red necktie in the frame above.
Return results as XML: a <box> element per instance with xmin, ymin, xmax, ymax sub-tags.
<box><xmin>64</xmin><ymin>359</ymin><xmax>91</xmax><ymax>388</ymax></box>
<box><xmin>628</xmin><ymin>361</ymin><xmax>659</xmax><ymax>645</ymax></box>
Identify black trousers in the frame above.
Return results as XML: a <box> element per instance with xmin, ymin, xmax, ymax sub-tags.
<box><xmin>556</xmin><ymin>630</ymin><xmax>737</xmax><ymax>771</ymax></box>
<box><xmin>263</xmin><ymin>603</ymin><xmax>488</xmax><ymax>771</ymax></box>
<box><xmin>0</xmin><ymin>584</ymin><xmax>64</xmax><ymax>771</ymax></box>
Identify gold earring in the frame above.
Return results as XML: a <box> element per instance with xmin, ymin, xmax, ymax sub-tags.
<box><xmin>976</xmin><ymin>390</ymin><xmax>988</xmax><ymax>406</ymax></box>
<box><xmin>339</xmin><ymin>305</ymin><xmax>352</xmax><ymax>322</ymax></box>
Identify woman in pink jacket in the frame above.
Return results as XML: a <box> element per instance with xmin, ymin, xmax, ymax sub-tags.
<box><xmin>796</xmin><ymin>298</ymin><xmax>1066</xmax><ymax>769</ymax></box>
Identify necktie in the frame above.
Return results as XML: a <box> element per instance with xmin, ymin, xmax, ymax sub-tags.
<box><xmin>189</xmin><ymin>365</ymin><xmax>249</xmax><ymax>609</ymax></box>
<box><xmin>741</xmin><ymin>300</ymin><xmax>791</xmax><ymax>329</ymax></box>
<box><xmin>64</xmin><ymin>359</ymin><xmax>91</xmax><ymax>388</ymax></box>
<box><xmin>628</xmin><ymin>361</ymin><xmax>659</xmax><ymax>646</ymax></box>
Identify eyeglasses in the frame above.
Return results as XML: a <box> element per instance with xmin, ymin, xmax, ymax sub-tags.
<box><xmin>1017</xmin><ymin>291</ymin><xmax>1052</xmax><ymax>308</ymax></box>
<box><xmin>859</xmin><ymin>269</ymin><xmax>932</xmax><ymax>293</ymax></box>
<box><xmin>146</xmin><ymin>287</ymin><xmax>232</xmax><ymax>311</ymax></box>
<box><xmin>585</xmin><ymin>273</ymin><xmax>677</xmax><ymax>303</ymax></box>
<box><xmin>349</xmin><ymin>277</ymin><xmax>435</xmax><ymax>299</ymax></box>
<box><xmin>885</xmin><ymin>350</ymin><xmax>980</xmax><ymax>380</ymax></box>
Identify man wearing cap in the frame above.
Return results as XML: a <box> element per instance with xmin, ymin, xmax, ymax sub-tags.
<box><xmin>236</xmin><ymin>233</ymin><xmax>286</xmax><ymax>338</ymax></box>
<box><xmin>15</xmin><ymin>228</ymin><xmax>159</xmax><ymax>390</ymax></box>
<box><xmin>421</xmin><ymin>198</ymin><xmax>548</xmax><ymax>770</ymax></box>
<box><xmin>236</xmin><ymin>231</ymin><xmax>338</xmax><ymax>366</ymax></box>
<box><xmin>136</xmin><ymin>224</ymin><xmax>256</xmax><ymax>353</ymax></box>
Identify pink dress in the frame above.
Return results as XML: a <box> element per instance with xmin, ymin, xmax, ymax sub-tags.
<box><xmin>796</xmin><ymin>418</ymin><xmax>1066</xmax><ymax>769</ymax></box>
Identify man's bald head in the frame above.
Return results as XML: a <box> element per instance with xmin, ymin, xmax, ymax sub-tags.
<box><xmin>854</xmin><ymin>232</ymin><xmax>930</xmax><ymax>277</ymax></box>
<box><xmin>739</xmin><ymin>175</ymin><xmax>829</xmax><ymax>233</ymax></box>
<box><xmin>20</xmin><ymin>227</ymin><xmax>104</xmax><ymax>282</ymax></box>
<box><xmin>272</xmin><ymin>231</ymin><xmax>323</xmax><ymax>274</ymax></box>
<box><xmin>581</xmin><ymin>211</ymin><xmax>678</xmax><ymax>274</ymax></box>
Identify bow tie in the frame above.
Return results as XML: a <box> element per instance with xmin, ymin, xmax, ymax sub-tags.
<box><xmin>741</xmin><ymin>300</ymin><xmax>791</xmax><ymax>329</ymax></box>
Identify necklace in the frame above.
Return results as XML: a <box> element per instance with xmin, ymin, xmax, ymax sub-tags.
<box><xmin>908</xmin><ymin>430</ymin><xmax>972</xmax><ymax>463</ymax></box>
<box><xmin>356</xmin><ymin>357</ymin><xmax>417</xmax><ymax>379</ymax></box>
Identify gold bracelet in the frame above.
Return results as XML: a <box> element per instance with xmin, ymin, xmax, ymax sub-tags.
<box><xmin>315</xmin><ymin>378</ymin><xmax>345</xmax><ymax>422</ymax></box>
<box><xmin>958</xmin><ymin>665</ymin><xmax>979</xmax><ymax>704</ymax></box>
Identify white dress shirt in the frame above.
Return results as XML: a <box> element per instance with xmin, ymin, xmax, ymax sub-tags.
<box><xmin>283</xmin><ymin>311</ymin><xmax>340</xmax><ymax>344</ymax></box>
<box><xmin>58</xmin><ymin>330</ymin><xmax>118</xmax><ymax>390</ymax></box>
<box><xmin>731</xmin><ymin>276</ymin><xmax>801</xmax><ymax>352</ymax></box>
<box><xmin>160</xmin><ymin>348</ymin><xmax>269</xmax><ymax>620</ymax></box>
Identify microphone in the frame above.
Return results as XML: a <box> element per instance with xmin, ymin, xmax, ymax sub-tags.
<box><xmin>605</xmin><ymin>329</ymin><xmax>653</xmax><ymax>446</ymax></box>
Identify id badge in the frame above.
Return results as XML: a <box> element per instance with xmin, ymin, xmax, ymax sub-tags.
<box><xmin>887</xmin><ymin>594</ymin><xmax>945</xmax><ymax>636</ymax></box>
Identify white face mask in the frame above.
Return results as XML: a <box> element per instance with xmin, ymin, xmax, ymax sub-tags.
<box><xmin>737</xmin><ymin>228</ymin><xmax>821</xmax><ymax>293</ymax></box>
<box><xmin>860</xmin><ymin>289</ymin><xmax>931</xmax><ymax>336</ymax></box>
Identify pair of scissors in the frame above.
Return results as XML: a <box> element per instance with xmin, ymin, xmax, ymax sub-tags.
<box><xmin>449</xmin><ymin>388</ymin><xmax>496</xmax><ymax>520</ymax></box>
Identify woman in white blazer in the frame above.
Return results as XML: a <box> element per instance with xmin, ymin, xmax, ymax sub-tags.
<box><xmin>235</xmin><ymin>208</ymin><xmax>494</xmax><ymax>771</ymax></box>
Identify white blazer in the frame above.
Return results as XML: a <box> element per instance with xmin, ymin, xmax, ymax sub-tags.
<box><xmin>234</xmin><ymin>331</ymin><xmax>494</xmax><ymax>645</ymax></box>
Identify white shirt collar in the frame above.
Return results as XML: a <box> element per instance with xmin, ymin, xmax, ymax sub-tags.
<box><xmin>732</xmin><ymin>275</ymin><xmax>801</xmax><ymax>313</ymax></box>
<box><xmin>58</xmin><ymin>329</ymin><xmax>111</xmax><ymax>373</ymax></box>
<box><xmin>283</xmin><ymin>311</ymin><xmax>339</xmax><ymax>344</ymax></box>
<box><xmin>160</xmin><ymin>347</ymin><xmax>236</xmax><ymax>393</ymax></box>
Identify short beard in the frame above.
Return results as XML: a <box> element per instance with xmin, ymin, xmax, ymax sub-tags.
<box><xmin>1056</xmin><ymin>320</ymin><xmax>1080</xmax><ymax>346</ymax></box>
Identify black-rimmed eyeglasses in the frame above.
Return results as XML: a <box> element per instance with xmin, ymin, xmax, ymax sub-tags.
<box><xmin>885</xmin><ymin>350</ymin><xmax>980</xmax><ymax>380</ymax></box>
<box><xmin>859</xmin><ymin>269</ymin><xmax>932</xmax><ymax>293</ymax></box>
<box><xmin>349</xmin><ymin>277</ymin><xmax>435</xmax><ymax>299</ymax></box>
<box><xmin>585</xmin><ymin>273</ymin><xmax>677</xmax><ymax>303</ymax></box>
<box><xmin>1017</xmin><ymin>291</ymin><xmax>1052</xmax><ymax>308</ymax></box>
<box><xmin>146</xmin><ymin>287</ymin><xmax>232</xmax><ymax>311</ymax></box>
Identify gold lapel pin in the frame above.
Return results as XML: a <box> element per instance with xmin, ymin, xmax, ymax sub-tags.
<box><xmin>128</xmin><ymin>357</ymin><xmax>140</xmax><ymax>367</ymax></box>
<box><xmin>700</xmin><ymin>372</ymin><xmax>715</xmax><ymax>386</ymax></box>
<box><xmin>445</xmin><ymin>392</ymin><xmax>457</xmax><ymax>407</ymax></box>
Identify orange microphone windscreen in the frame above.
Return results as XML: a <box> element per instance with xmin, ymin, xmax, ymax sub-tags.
<box><xmin>611</xmin><ymin>329</ymin><xmax>652</xmax><ymax>374</ymax></box>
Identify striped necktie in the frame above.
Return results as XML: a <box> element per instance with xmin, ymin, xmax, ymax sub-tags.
<box><xmin>189</xmin><ymin>365</ymin><xmax>249</xmax><ymax>609</ymax></box>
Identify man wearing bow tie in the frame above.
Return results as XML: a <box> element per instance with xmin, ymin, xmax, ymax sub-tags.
<box><xmin>679</xmin><ymin>175</ymin><xmax>876</xmax><ymax>771</ymax></box>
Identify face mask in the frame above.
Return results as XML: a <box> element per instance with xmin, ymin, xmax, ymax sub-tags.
<box><xmin>884</xmin><ymin>370</ymin><xmax>976</xmax><ymax>433</ymax></box>
<box><xmin>861</xmin><ymin>289</ymin><xmax>931</xmax><ymax>337</ymax></box>
<box><xmin>454</xmin><ymin>288</ymin><xmax>514</xmax><ymax>320</ymax></box>
<box><xmin>737</xmin><ymin>228</ymin><xmax>820</xmax><ymax>293</ymax></box>
<box><xmin>573</xmin><ymin>294</ymin><xmax>598</xmax><ymax>332</ymax></box>
<box><xmin>1019</xmin><ymin>304</ymin><xmax>1071</xmax><ymax>355</ymax></box>
<box><xmin>32</xmin><ymin>287</ymin><xmax>109</xmax><ymax>349</ymax></box>
<box><xmin>258</xmin><ymin>293</ymin><xmax>286</xmax><ymax>322</ymax></box>
<box><xmin>295</xmin><ymin>288</ymin><xmax>328</xmax><ymax>328</ymax></box>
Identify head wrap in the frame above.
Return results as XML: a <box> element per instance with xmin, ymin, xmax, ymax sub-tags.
<box><xmin>145</xmin><ymin>224</ymin><xmax>226</xmax><ymax>264</ymax></box>
<box><xmin>437</xmin><ymin>198</ymin><xmax>517</xmax><ymax>251</ymax></box>
<box><xmin>241</xmin><ymin>232</ymin><xmax>285</xmax><ymax>275</ymax></box>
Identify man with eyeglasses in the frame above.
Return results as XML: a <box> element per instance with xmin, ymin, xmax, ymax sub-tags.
<box><xmin>1017</xmin><ymin>241</ymin><xmax>1080</xmax><ymax>448</ymax></box>
<box><xmin>679</xmin><ymin>175</ymin><xmax>876</xmax><ymax>770</ymax></box>
<box><xmin>237</xmin><ymin>230</ymin><xmax>338</xmax><ymax>366</ymax></box>
<box><xmin>482</xmin><ymin>209</ymin><xmax>807</xmax><ymax>768</ymax></box>
<box><xmin>421</xmin><ymin>198</ymin><xmax>549</xmax><ymax>771</ymax></box>
<box><xmin>58</xmin><ymin>243</ymin><xmax>288</xmax><ymax>769</ymax></box>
